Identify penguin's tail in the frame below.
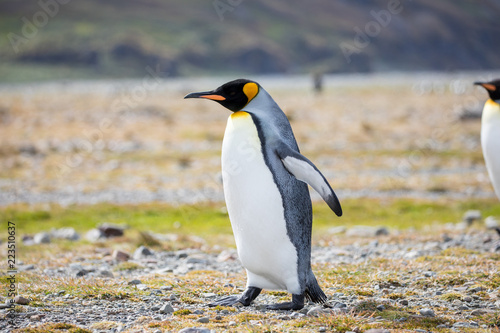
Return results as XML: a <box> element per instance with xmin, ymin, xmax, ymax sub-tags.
<box><xmin>305</xmin><ymin>273</ymin><xmax>327</xmax><ymax>304</ymax></box>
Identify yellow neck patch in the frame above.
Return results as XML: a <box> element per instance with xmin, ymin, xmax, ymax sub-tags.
<box><xmin>231</xmin><ymin>111</ymin><xmax>250</xmax><ymax>119</ymax></box>
<box><xmin>243</xmin><ymin>82</ymin><xmax>259</xmax><ymax>104</ymax></box>
<box><xmin>487</xmin><ymin>99</ymin><xmax>499</xmax><ymax>107</ymax></box>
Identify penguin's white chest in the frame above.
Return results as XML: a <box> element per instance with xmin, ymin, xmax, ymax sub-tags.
<box><xmin>481</xmin><ymin>99</ymin><xmax>500</xmax><ymax>200</ymax></box>
<box><xmin>221</xmin><ymin>111</ymin><xmax>300</xmax><ymax>293</ymax></box>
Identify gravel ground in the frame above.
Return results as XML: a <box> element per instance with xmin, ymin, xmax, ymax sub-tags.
<box><xmin>2</xmin><ymin>226</ymin><xmax>500</xmax><ymax>332</ymax></box>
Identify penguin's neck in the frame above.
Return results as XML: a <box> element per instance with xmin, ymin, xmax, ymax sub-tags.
<box><xmin>482</xmin><ymin>99</ymin><xmax>500</xmax><ymax>124</ymax></box>
<box><xmin>243</xmin><ymin>89</ymin><xmax>280</xmax><ymax>115</ymax></box>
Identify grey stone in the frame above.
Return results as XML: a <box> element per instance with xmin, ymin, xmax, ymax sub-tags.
<box><xmin>453</xmin><ymin>321</ymin><xmax>479</xmax><ymax>328</ymax></box>
<box><xmin>85</xmin><ymin>229</ymin><xmax>105</xmax><ymax>242</ymax></box>
<box><xmin>187</xmin><ymin>257</ymin><xmax>208</xmax><ymax>264</ymax></box>
<box><xmin>52</xmin><ymin>227</ymin><xmax>80</xmax><ymax>240</ymax></box>
<box><xmin>419</xmin><ymin>308</ymin><xmax>435</xmax><ymax>317</ymax></box>
<box><xmin>128</xmin><ymin>279</ymin><xmax>142</xmax><ymax>285</ymax></box>
<box><xmin>159</xmin><ymin>303</ymin><xmax>174</xmax><ymax>314</ymax></box>
<box><xmin>33</xmin><ymin>232</ymin><xmax>51</xmax><ymax>244</ymax></box>
<box><xmin>197</xmin><ymin>317</ymin><xmax>210</xmax><ymax>323</ymax></box>
<box><xmin>332</xmin><ymin>301</ymin><xmax>347</xmax><ymax>308</ymax></box>
<box><xmin>112</xmin><ymin>250</ymin><xmax>130</xmax><ymax>262</ymax></box>
<box><xmin>485</xmin><ymin>216</ymin><xmax>499</xmax><ymax>229</ymax></box>
<box><xmin>98</xmin><ymin>223</ymin><xmax>125</xmax><ymax>238</ymax></box>
<box><xmin>376</xmin><ymin>304</ymin><xmax>385</xmax><ymax>311</ymax></box>
<box><xmin>14</xmin><ymin>296</ymin><xmax>30</xmax><ymax>305</ymax></box>
<box><xmin>18</xmin><ymin>264</ymin><xmax>35</xmax><ymax>272</ymax></box>
<box><xmin>471</xmin><ymin>309</ymin><xmax>491</xmax><ymax>316</ymax></box>
<box><xmin>463</xmin><ymin>210</ymin><xmax>481</xmax><ymax>224</ymax></box>
<box><xmin>0</xmin><ymin>303</ymin><xmax>13</xmax><ymax>309</ymax></box>
<box><xmin>307</xmin><ymin>306</ymin><xmax>324</xmax><ymax>317</ymax></box>
<box><xmin>178</xmin><ymin>328</ymin><xmax>211</xmax><ymax>333</ymax></box>
<box><xmin>346</xmin><ymin>226</ymin><xmax>389</xmax><ymax>237</ymax></box>
<box><xmin>99</xmin><ymin>269</ymin><xmax>114</xmax><ymax>278</ymax></box>
<box><xmin>75</xmin><ymin>269</ymin><xmax>88</xmax><ymax>277</ymax></box>
<box><xmin>133</xmin><ymin>245</ymin><xmax>153</xmax><ymax>259</ymax></box>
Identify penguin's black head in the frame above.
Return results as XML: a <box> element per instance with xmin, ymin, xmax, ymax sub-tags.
<box><xmin>184</xmin><ymin>79</ymin><xmax>260</xmax><ymax>112</ymax></box>
<box><xmin>474</xmin><ymin>79</ymin><xmax>500</xmax><ymax>101</ymax></box>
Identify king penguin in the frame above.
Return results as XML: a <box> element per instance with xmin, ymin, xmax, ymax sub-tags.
<box><xmin>185</xmin><ymin>79</ymin><xmax>342</xmax><ymax>310</ymax></box>
<box><xmin>475</xmin><ymin>79</ymin><xmax>500</xmax><ymax>201</ymax></box>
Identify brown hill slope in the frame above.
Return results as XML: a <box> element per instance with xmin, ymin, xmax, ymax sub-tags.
<box><xmin>0</xmin><ymin>0</ymin><xmax>499</xmax><ymax>81</ymax></box>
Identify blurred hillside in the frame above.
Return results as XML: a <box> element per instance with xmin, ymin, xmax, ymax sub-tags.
<box><xmin>1</xmin><ymin>0</ymin><xmax>499</xmax><ymax>82</ymax></box>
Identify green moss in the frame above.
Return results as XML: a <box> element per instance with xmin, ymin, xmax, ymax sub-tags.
<box><xmin>13</xmin><ymin>322</ymin><xmax>91</xmax><ymax>333</ymax></box>
<box><xmin>173</xmin><ymin>309</ymin><xmax>192</xmax><ymax>316</ymax></box>
<box><xmin>440</xmin><ymin>292</ymin><xmax>463</xmax><ymax>301</ymax></box>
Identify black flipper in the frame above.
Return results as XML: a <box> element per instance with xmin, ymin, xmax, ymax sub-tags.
<box><xmin>276</xmin><ymin>142</ymin><xmax>342</xmax><ymax>217</ymax></box>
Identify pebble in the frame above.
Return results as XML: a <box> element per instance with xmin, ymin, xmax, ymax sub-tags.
<box><xmin>197</xmin><ymin>317</ymin><xmax>210</xmax><ymax>323</ymax></box>
<box><xmin>98</xmin><ymin>223</ymin><xmax>125</xmax><ymax>237</ymax></box>
<box><xmin>159</xmin><ymin>303</ymin><xmax>175</xmax><ymax>314</ymax></box>
<box><xmin>33</xmin><ymin>232</ymin><xmax>51</xmax><ymax>244</ymax></box>
<box><xmin>178</xmin><ymin>328</ymin><xmax>212</xmax><ymax>333</ymax></box>
<box><xmin>51</xmin><ymin>227</ymin><xmax>80</xmax><ymax>240</ymax></box>
<box><xmin>128</xmin><ymin>279</ymin><xmax>142</xmax><ymax>285</ymax></box>
<box><xmin>485</xmin><ymin>216</ymin><xmax>499</xmax><ymax>229</ymax></box>
<box><xmin>346</xmin><ymin>226</ymin><xmax>389</xmax><ymax>237</ymax></box>
<box><xmin>306</xmin><ymin>306</ymin><xmax>324</xmax><ymax>317</ymax></box>
<box><xmin>6</xmin><ymin>223</ymin><xmax>500</xmax><ymax>331</ymax></box>
<box><xmin>133</xmin><ymin>245</ymin><xmax>153</xmax><ymax>259</ymax></box>
<box><xmin>14</xmin><ymin>296</ymin><xmax>30</xmax><ymax>305</ymax></box>
<box><xmin>463</xmin><ymin>210</ymin><xmax>481</xmax><ymax>224</ymax></box>
<box><xmin>112</xmin><ymin>250</ymin><xmax>130</xmax><ymax>261</ymax></box>
<box><xmin>85</xmin><ymin>229</ymin><xmax>105</xmax><ymax>242</ymax></box>
<box><xmin>453</xmin><ymin>321</ymin><xmax>479</xmax><ymax>328</ymax></box>
<box><xmin>419</xmin><ymin>308</ymin><xmax>435</xmax><ymax>317</ymax></box>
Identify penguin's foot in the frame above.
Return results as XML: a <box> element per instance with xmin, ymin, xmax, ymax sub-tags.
<box><xmin>208</xmin><ymin>295</ymin><xmax>242</xmax><ymax>307</ymax></box>
<box><xmin>267</xmin><ymin>294</ymin><xmax>304</xmax><ymax>310</ymax></box>
<box><xmin>208</xmin><ymin>286</ymin><xmax>262</xmax><ymax>307</ymax></box>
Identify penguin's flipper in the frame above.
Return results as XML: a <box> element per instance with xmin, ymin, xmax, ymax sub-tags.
<box><xmin>277</xmin><ymin>143</ymin><xmax>342</xmax><ymax>217</ymax></box>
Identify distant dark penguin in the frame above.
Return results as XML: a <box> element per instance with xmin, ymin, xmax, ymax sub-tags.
<box><xmin>185</xmin><ymin>79</ymin><xmax>342</xmax><ymax>310</ymax></box>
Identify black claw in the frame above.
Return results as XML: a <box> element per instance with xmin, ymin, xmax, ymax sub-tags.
<box><xmin>266</xmin><ymin>294</ymin><xmax>305</xmax><ymax>310</ymax></box>
<box><xmin>208</xmin><ymin>295</ymin><xmax>240</xmax><ymax>307</ymax></box>
<box><xmin>208</xmin><ymin>287</ymin><xmax>262</xmax><ymax>308</ymax></box>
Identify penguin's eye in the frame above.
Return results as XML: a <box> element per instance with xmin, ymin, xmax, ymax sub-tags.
<box><xmin>229</xmin><ymin>91</ymin><xmax>237</xmax><ymax>96</ymax></box>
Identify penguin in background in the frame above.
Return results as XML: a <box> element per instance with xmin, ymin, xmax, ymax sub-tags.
<box><xmin>474</xmin><ymin>79</ymin><xmax>500</xmax><ymax>201</ymax></box>
<box><xmin>185</xmin><ymin>79</ymin><xmax>342</xmax><ymax>310</ymax></box>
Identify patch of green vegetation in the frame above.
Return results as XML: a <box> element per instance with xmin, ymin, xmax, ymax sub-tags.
<box><xmin>173</xmin><ymin>309</ymin><xmax>192</xmax><ymax>316</ymax></box>
<box><xmin>313</xmin><ymin>198</ymin><xmax>500</xmax><ymax>232</ymax></box>
<box><xmin>440</xmin><ymin>292</ymin><xmax>463</xmax><ymax>301</ymax></box>
<box><xmin>387</xmin><ymin>292</ymin><xmax>405</xmax><ymax>300</ymax></box>
<box><xmin>2</xmin><ymin>199</ymin><xmax>500</xmax><ymax>246</ymax></box>
<box><xmin>352</xmin><ymin>288</ymin><xmax>375</xmax><ymax>296</ymax></box>
<box><xmin>441</xmin><ymin>248</ymin><xmax>480</xmax><ymax>256</ymax></box>
<box><xmin>13</xmin><ymin>322</ymin><xmax>91</xmax><ymax>333</ymax></box>
<box><xmin>113</xmin><ymin>262</ymin><xmax>144</xmax><ymax>271</ymax></box>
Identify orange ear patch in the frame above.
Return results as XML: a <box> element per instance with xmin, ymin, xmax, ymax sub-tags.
<box><xmin>481</xmin><ymin>83</ymin><xmax>497</xmax><ymax>92</ymax></box>
<box><xmin>243</xmin><ymin>82</ymin><xmax>259</xmax><ymax>102</ymax></box>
